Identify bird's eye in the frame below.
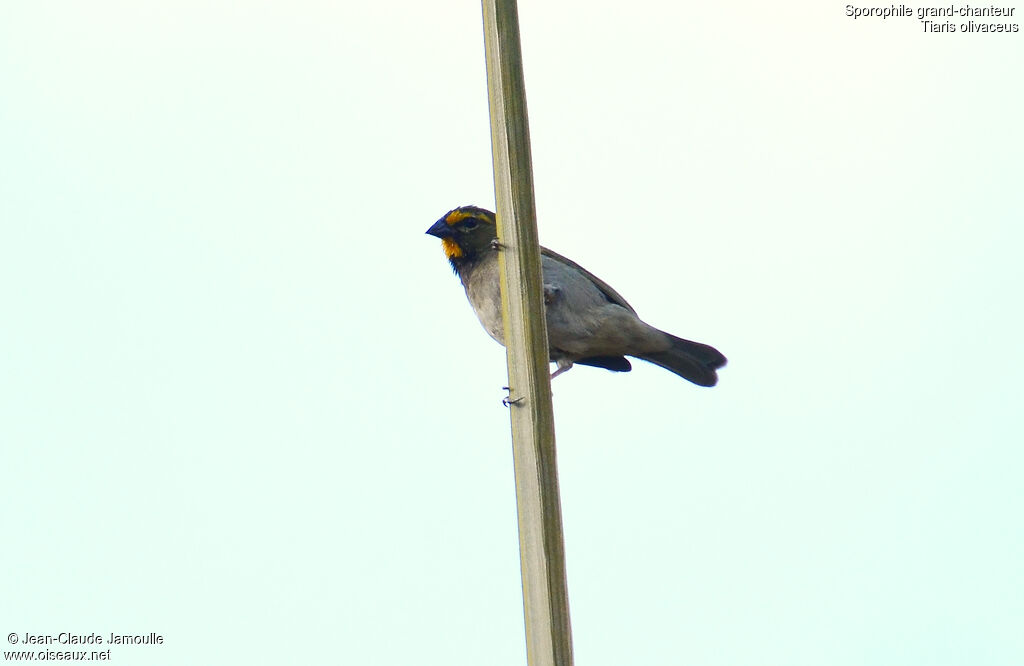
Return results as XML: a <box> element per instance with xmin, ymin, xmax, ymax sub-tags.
<box><xmin>462</xmin><ymin>218</ymin><xmax>478</xmax><ymax>230</ymax></box>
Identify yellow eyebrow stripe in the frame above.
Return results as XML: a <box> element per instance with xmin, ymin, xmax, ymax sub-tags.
<box><xmin>444</xmin><ymin>209</ymin><xmax>473</xmax><ymax>225</ymax></box>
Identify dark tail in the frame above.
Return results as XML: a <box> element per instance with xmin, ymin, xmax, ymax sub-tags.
<box><xmin>637</xmin><ymin>334</ymin><xmax>727</xmax><ymax>387</ymax></box>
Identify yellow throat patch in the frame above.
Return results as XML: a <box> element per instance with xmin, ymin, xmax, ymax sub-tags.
<box><xmin>441</xmin><ymin>237</ymin><xmax>463</xmax><ymax>260</ymax></box>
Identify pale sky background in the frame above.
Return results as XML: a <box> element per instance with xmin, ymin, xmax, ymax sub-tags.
<box><xmin>2</xmin><ymin>1</ymin><xmax>1022</xmax><ymax>664</ymax></box>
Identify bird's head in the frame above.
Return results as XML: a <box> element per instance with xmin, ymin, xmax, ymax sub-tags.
<box><xmin>426</xmin><ymin>206</ymin><xmax>498</xmax><ymax>270</ymax></box>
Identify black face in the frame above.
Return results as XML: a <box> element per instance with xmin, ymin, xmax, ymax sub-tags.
<box><xmin>426</xmin><ymin>206</ymin><xmax>498</xmax><ymax>265</ymax></box>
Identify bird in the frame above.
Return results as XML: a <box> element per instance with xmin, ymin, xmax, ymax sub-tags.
<box><xmin>426</xmin><ymin>206</ymin><xmax>727</xmax><ymax>386</ymax></box>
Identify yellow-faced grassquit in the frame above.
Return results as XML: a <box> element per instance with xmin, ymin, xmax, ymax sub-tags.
<box><xmin>427</xmin><ymin>206</ymin><xmax>726</xmax><ymax>386</ymax></box>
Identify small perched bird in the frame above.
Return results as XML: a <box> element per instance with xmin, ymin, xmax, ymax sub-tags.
<box><xmin>426</xmin><ymin>206</ymin><xmax>727</xmax><ymax>386</ymax></box>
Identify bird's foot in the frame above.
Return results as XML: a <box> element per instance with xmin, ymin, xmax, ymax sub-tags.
<box><xmin>501</xmin><ymin>386</ymin><xmax>524</xmax><ymax>407</ymax></box>
<box><xmin>550</xmin><ymin>360</ymin><xmax>573</xmax><ymax>379</ymax></box>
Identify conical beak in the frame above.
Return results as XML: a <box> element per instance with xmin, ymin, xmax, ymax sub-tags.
<box><xmin>425</xmin><ymin>219</ymin><xmax>453</xmax><ymax>238</ymax></box>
